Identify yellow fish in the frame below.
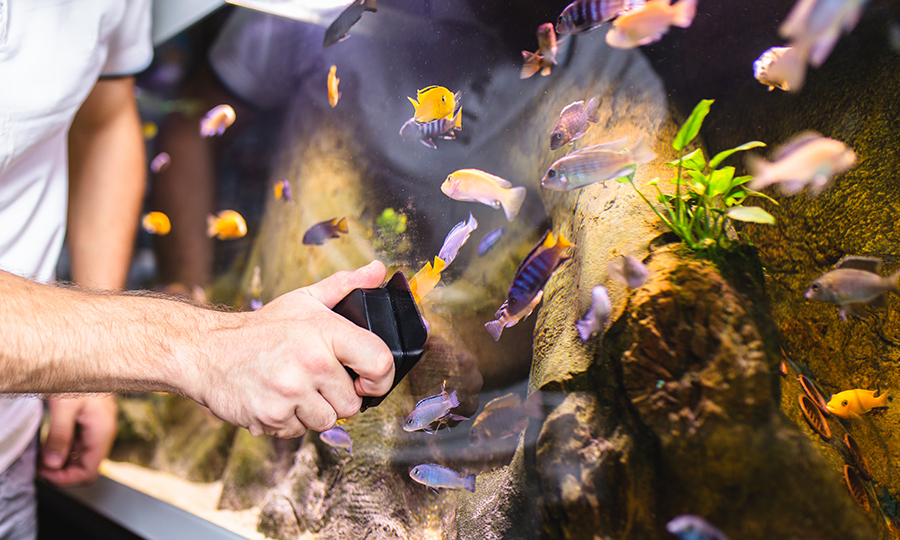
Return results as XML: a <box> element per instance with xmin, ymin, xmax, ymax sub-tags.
<box><xmin>327</xmin><ymin>65</ymin><xmax>341</xmax><ymax>108</ymax></box>
<box><xmin>826</xmin><ymin>389</ymin><xmax>890</xmax><ymax>418</ymax></box>
<box><xmin>142</xmin><ymin>121</ymin><xmax>158</xmax><ymax>140</ymax></box>
<box><xmin>141</xmin><ymin>211</ymin><xmax>171</xmax><ymax>235</ymax></box>
<box><xmin>407</xmin><ymin>86</ymin><xmax>458</xmax><ymax>123</ymax></box>
<box><xmin>207</xmin><ymin>209</ymin><xmax>247</xmax><ymax>240</ymax></box>
<box><xmin>408</xmin><ymin>257</ymin><xmax>446</xmax><ymax>303</ymax></box>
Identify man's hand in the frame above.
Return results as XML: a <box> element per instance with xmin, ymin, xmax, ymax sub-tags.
<box><xmin>188</xmin><ymin>261</ymin><xmax>396</xmax><ymax>439</ymax></box>
<box><xmin>39</xmin><ymin>394</ymin><xmax>117</xmax><ymax>486</ymax></box>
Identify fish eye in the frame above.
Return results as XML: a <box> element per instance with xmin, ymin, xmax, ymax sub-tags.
<box><xmin>405</xmin><ymin>418</ymin><xmax>413</xmax><ymax>424</ymax></box>
<box><xmin>547</xmin><ymin>169</ymin><xmax>556</xmax><ymax>178</ymax></box>
<box><xmin>811</xmin><ymin>283</ymin><xmax>819</xmax><ymax>291</ymax></box>
<box><xmin>842</xmin><ymin>400</ymin><xmax>848</xmax><ymax>407</ymax></box>
<box><xmin>509</xmin><ymin>297</ymin><xmax>518</xmax><ymax>305</ymax></box>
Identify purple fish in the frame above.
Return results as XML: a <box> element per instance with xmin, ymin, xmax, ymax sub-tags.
<box><xmin>438</xmin><ymin>213</ymin><xmax>478</xmax><ymax>267</ymax></box>
<box><xmin>607</xmin><ymin>255</ymin><xmax>650</xmax><ymax>288</ymax></box>
<box><xmin>303</xmin><ymin>217</ymin><xmax>348</xmax><ymax>245</ymax></box>
<box><xmin>409</xmin><ymin>464</ymin><xmax>476</xmax><ymax>492</ymax></box>
<box><xmin>477</xmin><ymin>227</ymin><xmax>506</xmax><ymax>256</ymax></box>
<box><xmin>319</xmin><ymin>425</ymin><xmax>353</xmax><ymax>454</ymax></box>
<box><xmin>399</xmin><ymin>108</ymin><xmax>462</xmax><ymax>150</ymax></box>
<box><xmin>549</xmin><ymin>98</ymin><xmax>601</xmax><ymax>150</ymax></box>
<box><xmin>274</xmin><ymin>179</ymin><xmax>294</xmax><ymax>205</ymax></box>
<box><xmin>556</xmin><ymin>0</ymin><xmax>646</xmax><ymax>34</ymax></box>
<box><xmin>403</xmin><ymin>382</ymin><xmax>467</xmax><ymax>434</ymax></box>
<box><xmin>249</xmin><ymin>298</ymin><xmax>263</xmax><ymax>311</ymax></box>
<box><xmin>667</xmin><ymin>515</ymin><xmax>730</xmax><ymax>540</ymax></box>
<box><xmin>576</xmin><ymin>286</ymin><xmax>611</xmax><ymax>342</ymax></box>
<box><xmin>150</xmin><ymin>152</ymin><xmax>170</xmax><ymax>174</ymax></box>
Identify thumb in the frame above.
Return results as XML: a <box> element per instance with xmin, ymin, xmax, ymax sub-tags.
<box><xmin>43</xmin><ymin>399</ymin><xmax>78</xmax><ymax>469</ymax></box>
<box><xmin>303</xmin><ymin>261</ymin><xmax>387</xmax><ymax>308</ymax></box>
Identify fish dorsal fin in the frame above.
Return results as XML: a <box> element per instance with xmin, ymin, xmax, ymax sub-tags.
<box><xmin>836</xmin><ymin>255</ymin><xmax>881</xmax><ymax>274</ymax></box>
<box><xmin>408</xmin><ymin>96</ymin><xmax>419</xmax><ymax>108</ymax></box>
<box><xmin>417</xmin><ymin>85</ymin><xmax>439</xmax><ymax>98</ymax></box>
<box><xmin>559</xmin><ymin>101</ymin><xmax>584</xmax><ymax>118</ymax></box>
<box><xmin>544</xmin><ymin>232</ymin><xmax>557</xmax><ymax>249</ymax></box>
<box><xmin>432</xmin><ymin>256</ymin><xmax>447</xmax><ymax>273</ymax></box>
<box><xmin>488</xmin><ymin>172</ymin><xmax>512</xmax><ymax>188</ymax></box>
<box><xmin>772</xmin><ymin>131</ymin><xmax>823</xmax><ymax>161</ymax></box>
<box><xmin>556</xmin><ymin>233</ymin><xmax>574</xmax><ymax>248</ymax></box>
<box><xmin>484</xmin><ymin>393</ymin><xmax>522</xmax><ymax>411</ymax></box>
<box><xmin>336</xmin><ymin>217</ymin><xmax>349</xmax><ymax>233</ymax></box>
<box><xmin>515</xmin><ymin>231</ymin><xmax>552</xmax><ymax>276</ymax></box>
<box><xmin>572</xmin><ymin>137</ymin><xmax>631</xmax><ymax>155</ymax></box>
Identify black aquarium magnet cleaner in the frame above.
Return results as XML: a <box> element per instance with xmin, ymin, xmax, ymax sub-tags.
<box><xmin>332</xmin><ymin>271</ymin><xmax>428</xmax><ymax>412</ymax></box>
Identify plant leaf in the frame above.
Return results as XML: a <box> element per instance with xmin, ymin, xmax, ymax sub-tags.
<box><xmin>708</xmin><ymin>167</ymin><xmax>735</xmax><ymax>197</ymax></box>
<box><xmin>666</xmin><ymin>148</ymin><xmax>706</xmax><ymax>171</ymax></box>
<box><xmin>708</xmin><ymin>141</ymin><xmax>766</xmax><ymax>170</ymax></box>
<box><xmin>726</xmin><ymin>206</ymin><xmax>775</xmax><ymax>224</ymax></box>
<box><xmin>687</xmin><ymin>170</ymin><xmax>707</xmax><ymax>192</ymax></box>
<box><xmin>673</xmin><ymin>99</ymin><xmax>714</xmax><ymax>152</ymax></box>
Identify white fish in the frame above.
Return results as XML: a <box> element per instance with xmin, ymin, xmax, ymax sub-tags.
<box><xmin>667</xmin><ymin>515</ymin><xmax>731</xmax><ymax>540</ymax></box>
<box><xmin>438</xmin><ymin>213</ymin><xmax>478</xmax><ymax>267</ymax></box>
<box><xmin>576</xmin><ymin>286</ymin><xmax>611</xmax><ymax>342</ymax></box>
<box><xmin>485</xmin><ymin>290</ymin><xmax>543</xmax><ymax>341</ymax></box>
<box><xmin>605</xmin><ymin>0</ymin><xmax>697</xmax><ymax>49</ymax></box>
<box><xmin>200</xmin><ymin>104</ymin><xmax>236</xmax><ymax>137</ymax></box>
<box><xmin>747</xmin><ymin>132</ymin><xmax>856</xmax><ymax>196</ymax></box>
<box><xmin>541</xmin><ymin>136</ymin><xmax>655</xmax><ymax>191</ymax></box>
<box><xmin>753</xmin><ymin>46</ymin><xmax>806</xmax><ymax>92</ymax></box>
<box><xmin>442</xmin><ymin>169</ymin><xmax>526</xmax><ymax>221</ymax></box>
<box><xmin>779</xmin><ymin>0</ymin><xmax>869</xmax><ymax>69</ymax></box>
<box><xmin>607</xmin><ymin>256</ymin><xmax>650</xmax><ymax>288</ymax></box>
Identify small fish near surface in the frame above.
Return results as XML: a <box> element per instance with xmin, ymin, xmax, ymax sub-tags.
<box><xmin>410</xmin><ymin>464</ymin><xmax>476</xmax><ymax>492</ymax></box>
<box><xmin>303</xmin><ymin>217</ymin><xmax>349</xmax><ymax>245</ymax></box>
<box><xmin>666</xmin><ymin>515</ymin><xmax>731</xmax><ymax>540</ymax></box>
<box><xmin>521</xmin><ymin>23</ymin><xmax>559</xmax><ymax>79</ymax></box>
<box><xmin>485</xmin><ymin>290</ymin><xmax>543</xmax><ymax>341</ymax></box>
<box><xmin>747</xmin><ymin>131</ymin><xmax>856</xmax><ymax>196</ymax></box>
<box><xmin>442</xmin><ymin>169</ymin><xmax>526</xmax><ymax>221</ymax></box>
<box><xmin>779</xmin><ymin>0</ymin><xmax>869</xmax><ymax>70</ymax></box>
<box><xmin>549</xmin><ymin>98</ymin><xmax>601</xmax><ymax>150</ymax></box>
<box><xmin>477</xmin><ymin>227</ymin><xmax>507</xmax><ymax>257</ymax></box>
<box><xmin>273</xmin><ymin>179</ymin><xmax>294</xmax><ymax>205</ymax></box>
<box><xmin>327</xmin><ymin>65</ymin><xmax>341</xmax><ymax>108</ymax></box>
<box><xmin>541</xmin><ymin>136</ymin><xmax>655</xmax><ymax>191</ymax></box>
<box><xmin>826</xmin><ymin>389</ymin><xmax>890</xmax><ymax>418</ymax></box>
<box><xmin>753</xmin><ymin>46</ymin><xmax>806</xmax><ymax>92</ymax></box>
<box><xmin>408</xmin><ymin>256</ymin><xmax>446</xmax><ymax>303</ymax></box>
<box><xmin>576</xmin><ymin>285</ymin><xmax>611</xmax><ymax>342</ymax></box>
<box><xmin>403</xmin><ymin>382</ymin><xmax>468</xmax><ymax>434</ymax></box>
<box><xmin>150</xmin><ymin>152</ymin><xmax>170</xmax><ymax>174</ymax></box>
<box><xmin>607</xmin><ymin>255</ymin><xmax>650</xmax><ymax>288</ymax></box>
<box><xmin>469</xmin><ymin>392</ymin><xmax>543</xmax><ymax>444</ymax></box>
<box><xmin>493</xmin><ymin>231</ymin><xmax>573</xmax><ymax>321</ymax></box>
<box><xmin>605</xmin><ymin>0</ymin><xmax>697</xmax><ymax>49</ymax></box>
<box><xmin>399</xmin><ymin>108</ymin><xmax>462</xmax><ymax>150</ymax></box>
<box><xmin>556</xmin><ymin>0</ymin><xmax>646</xmax><ymax>35</ymax></box>
<box><xmin>319</xmin><ymin>425</ymin><xmax>353</xmax><ymax>455</ymax></box>
<box><xmin>323</xmin><ymin>0</ymin><xmax>377</xmax><ymax>48</ymax></box>
<box><xmin>438</xmin><ymin>213</ymin><xmax>478</xmax><ymax>267</ymax></box>
<box><xmin>207</xmin><ymin>210</ymin><xmax>247</xmax><ymax>240</ymax></box>
<box><xmin>407</xmin><ymin>85</ymin><xmax>459</xmax><ymax>123</ymax></box>
<box><xmin>200</xmin><ymin>104</ymin><xmax>236</xmax><ymax>137</ymax></box>
<box><xmin>141</xmin><ymin>211</ymin><xmax>171</xmax><ymax>236</ymax></box>
<box><xmin>804</xmin><ymin>256</ymin><xmax>900</xmax><ymax>320</ymax></box>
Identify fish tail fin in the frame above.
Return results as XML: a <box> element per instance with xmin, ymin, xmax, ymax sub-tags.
<box><xmin>448</xmin><ymin>390</ymin><xmax>461</xmax><ymax>409</ymax></box>
<box><xmin>485</xmin><ymin>319</ymin><xmax>505</xmax><ymax>341</ymax></box>
<box><xmin>628</xmin><ymin>136</ymin><xmax>656</xmax><ymax>165</ymax></box>
<box><xmin>206</xmin><ymin>215</ymin><xmax>219</xmax><ymax>238</ymax></box>
<box><xmin>671</xmin><ymin>0</ymin><xmax>697</xmax><ymax>28</ymax></box>
<box><xmin>586</xmin><ymin>97</ymin><xmax>601</xmax><ymax>124</ymax></box>
<box><xmin>575</xmin><ymin>318</ymin><xmax>593</xmax><ymax>342</ymax></box>
<box><xmin>501</xmin><ymin>186</ymin><xmax>527</xmax><ymax>221</ymax></box>
<box><xmin>745</xmin><ymin>154</ymin><xmax>772</xmax><ymax>191</ymax></box>
<box><xmin>541</xmin><ymin>65</ymin><xmax>552</xmax><ymax>76</ymax></box>
<box><xmin>336</xmin><ymin>217</ymin><xmax>349</xmax><ymax>233</ymax></box>
<box><xmin>363</xmin><ymin>0</ymin><xmax>377</xmax><ymax>12</ymax></box>
<box><xmin>453</xmin><ymin>108</ymin><xmax>462</xmax><ymax>130</ymax></box>
<box><xmin>432</xmin><ymin>256</ymin><xmax>447</xmax><ymax>274</ymax></box>
<box><xmin>520</xmin><ymin>51</ymin><xmax>542</xmax><ymax>79</ymax></box>
<box><xmin>463</xmin><ymin>474</ymin><xmax>476</xmax><ymax>492</ymax></box>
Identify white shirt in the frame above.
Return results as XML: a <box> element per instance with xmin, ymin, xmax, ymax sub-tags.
<box><xmin>0</xmin><ymin>0</ymin><xmax>152</xmax><ymax>474</ymax></box>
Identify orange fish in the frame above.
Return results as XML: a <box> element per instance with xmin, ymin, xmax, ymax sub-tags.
<box><xmin>408</xmin><ymin>257</ymin><xmax>446</xmax><ymax>303</ymax></box>
<box><xmin>327</xmin><ymin>65</ymin><xmax>341</xmax><ymax>108</ymax></box>
<box><xmin>141</xmin><ymin>211</ymin><xmax>171</xmax><ymax>235</ymax></box>
<box><xmin>207</xmin><ymin>210</ymin><xmax>247</xmax><ymax>240</ymax></box>
<box><xmin>200</xmin><ymin>104</ymin><xmax>236</xmax><ymax>137</ymax></box>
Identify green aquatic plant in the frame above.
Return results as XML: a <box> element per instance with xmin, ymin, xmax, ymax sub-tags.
<box><xmin>620</xmin><ymin>99</ymin><xmax>776</xmax><ymax>253</ymax></box>
<box><xmin>372</xmin><ymin>207</ymin><xmax>411</xmax><ymax>258</ymax></box>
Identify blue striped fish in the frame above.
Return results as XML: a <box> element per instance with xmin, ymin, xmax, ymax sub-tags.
<box><xmin>399</xmin><ymin>108</ymin><xmax>462</xmax><ymax>149</ymax></box>
<box><xmin>410</xmin><ymin>464</ymin><xmax>476</xmax><ymax>492</ymax></box>
<box><xmin>497</xmin><ymin>231</ymin><xmax>573</xmax><ymax>319</ymax></box>
<box><xmin>556</xmin><ymin>0</ymin><xmax>645</xmax><ymax>34</ymax></box>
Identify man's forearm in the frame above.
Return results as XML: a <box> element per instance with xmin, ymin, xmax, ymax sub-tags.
<box><xmin>0</xmin><ymin>269</ymin><xmax>216</xmax><ymax>395</ymax></box>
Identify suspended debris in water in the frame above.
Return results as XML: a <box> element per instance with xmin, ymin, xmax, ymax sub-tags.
<box><xmin>327</xmin><ymin>65</ymin><xmax>341</xmax><ymax>108</ymax></box>
<box><xmin>605</xmin><ymin>0</ymin><xmax>697</xmax><ymax>49</ymax></box>
<box><xmin>150</xmin><ymin>152</ymin><xmax>171</xmax><ymax>174</ymax></box>
<box><xmin>207</xmin><ymin>210</ymin><xmax>247</xmax><ymax>240</ymax></box>
<box><xmin>843</xmin><ymin>433</ymin><xmax>873</xmax><ymax>481</ymax></box>
<box><xmin>141</xmin><ymin>212</ymin><xmax>171</xmax><ymax>236</ymax></box>
<box><xmin>549</xmin><ymin>98</ymin><xmax>601</xmax><ymax>150</ymax></box>
<box><xmin>798</xmin><ymin>394</ymin><xmax>831</xmax><ymax>440</ymax></box>
<box><xmin>303</xmin><ymin>217</ymin><xmax>348</xmax><ymax>245</ymax></box>
<box><xmin>797</xmin><ymin>374</ymin><xmax>828</xmax><ymax>414</ymax></box>
<box><xmin>843</xmin><ymin>465</ymin><xmax>870</xmax><ymax>512</ymax></box>
<box><xmin>200</xmin><ymin>104</ymin><xmax>236</xmax><ymax>137</ymax></box>
<box><xmin>826</xmin><ymin>388</ymin><xmax>890</xmax><ymax>418</ymax></box>
<box><xmin>323</xmin><ymin>0</ymin><xmax>377</xmax><ymax>48</ymax></box>
<box><xmin>409</xmin><ymin>464</ymin><xmax>476</xmax><ymax>492</ymax></box>
<box><xmin>521</xmin><ymin>23</ymin><xmax>558</xmax><ymax>78</ymax></box>
<box><xmin>442</xmin><ymin>169</ymin><xmax>526</xmax><ymax>221</ymax></box>
<box><xmin>407</xmin><ymin>86</ymin><xmax>458</xmax><ymax>123</ymax></box>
